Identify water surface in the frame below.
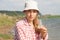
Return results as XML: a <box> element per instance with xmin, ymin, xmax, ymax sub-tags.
<box><xmin>42</xmin><ymin>18</ymin><xmax>60</xmax><ymax>40</ymax></box>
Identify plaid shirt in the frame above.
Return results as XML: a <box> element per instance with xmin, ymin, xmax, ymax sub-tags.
<box><xmin>14</xmin><ymin>18</ymin><xmax>48</xmax><ymax>40</ymax></box>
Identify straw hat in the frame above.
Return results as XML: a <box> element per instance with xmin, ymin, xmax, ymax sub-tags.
<box><xmin>23</xmin><ymin>0</ymin><xmax>39</xmax><ymax>12</ymax></box>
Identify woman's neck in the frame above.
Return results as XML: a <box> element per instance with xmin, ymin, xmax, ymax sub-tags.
<box><xmin>28</xmin><ymin>20</ymin><xmax>33</xmax><ymax>25</ymax></box>
<box><xmin>26</xmin><ymin>18</ymin><xmax>33</xmax><ymax>26</ymax></box>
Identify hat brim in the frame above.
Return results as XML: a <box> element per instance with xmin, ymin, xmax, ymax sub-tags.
<box><xmin>23</xmin><ymin>7</ymin><xmax>39</xmax><ymax>12</ymax></box>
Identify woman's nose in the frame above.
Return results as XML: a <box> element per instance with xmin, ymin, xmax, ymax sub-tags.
<box><xmin>30</xmin><ymin>11</ymin><xmax>33</xmax><ymax>16</ymax></box>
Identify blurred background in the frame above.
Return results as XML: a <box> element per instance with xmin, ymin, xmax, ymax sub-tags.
<box><xmin>0</xmin><ymin>0</ymin><xmax>60</xmax><ymax>40</ymax></box>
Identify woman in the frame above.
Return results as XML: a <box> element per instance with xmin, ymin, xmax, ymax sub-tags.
<box><xmin>14</xmin><ymin>0</ymin><xmax>48</xmax><ymax>40</ymax></box>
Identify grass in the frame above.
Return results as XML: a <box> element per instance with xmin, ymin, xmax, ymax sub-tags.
<box><xmin>46</xmin><ymin>15</ymin><xmax>60</xmax><ymax>18</ymax></box>
<box><xmin>0</xmin><ymin>34</ymin><xmax>13</xmax><ymax>40</ymax></box>
<box><xmin>0</xmin><ymin>13</ymin><xmax>24</xmax><ymax>40</ymax></box>
<box><xmin>0</xmin><ymin>13</ymin><xmax>25</xmax><ymax>26</ymax></box>
<box><xmin>0</xmin><ymin>34</ymin><xmax>13</xmax><ymax>39</ymax></box>
<box><xmin>0</xmin><ymin>14</ymin><xmax>12</xmax><ymax>26</ymax></box>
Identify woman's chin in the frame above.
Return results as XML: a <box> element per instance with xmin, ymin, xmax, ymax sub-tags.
<box><xmin>29</xmin><ymin>19</ymin><xmax>34</xmax><ymax>21</ymax></box>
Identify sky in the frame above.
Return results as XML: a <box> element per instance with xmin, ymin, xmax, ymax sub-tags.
<box><xmin>0</xmin><ymin>0</ymin><xmax>60</xmax><ymax>15</ymax></box>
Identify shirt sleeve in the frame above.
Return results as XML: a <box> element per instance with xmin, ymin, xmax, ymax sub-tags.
<box><xmin>14</xmin><ymin>23</ymin><xmax>26</xmax><ymax>40</ymax></box>
<box><xmin>14</xmin><ymin>26</ymin><xmax>20</xmax><ymax>40</ymax></box>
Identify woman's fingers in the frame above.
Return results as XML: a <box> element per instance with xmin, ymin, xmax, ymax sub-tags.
<box><xmin>39</xmin><ymin>25</ymin><xmax>48</xmax><ymax>39</ymax></box>
<box><xmin>41</xmin><ymin>32</ymin><xmax>47</xmax><ymax>39</ymax></box>
<box><xmin>40</xmin><ymin>25</ymin><xmax>47</xmax><ymax>32</ymax></box>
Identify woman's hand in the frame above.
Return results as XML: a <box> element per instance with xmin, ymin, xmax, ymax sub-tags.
<box><xmin>39</xmin><ymin>25</ymin><xmax>47</xmax><ymax>39</ymax></box>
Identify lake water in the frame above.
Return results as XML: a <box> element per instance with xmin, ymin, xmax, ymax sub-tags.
<box><xmin>42</xmin><ymin>18</ymin><xmax>60</xmax><ymax>40</ymax></box>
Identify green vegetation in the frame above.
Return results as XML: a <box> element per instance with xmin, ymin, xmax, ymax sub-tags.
<box><xmin>0</xmin><ymin>11</ymin><xmax>25</xmax><ymax>40</ymax></box>
<box><xmin>0</xmin><ymin>10</ymin><xmax>24</xmax><ymax>16</ymax></box>
<box><xmin>42</xmin><ymin>15</ymin><xmax>60</xmax><ymax>19</ymax></box>
<box><xmin>0</xmin><ymin>33</ymin><xmax>13</xmax><ymax>39</ymax></box>
<box><xmin>0</xmin><ymin>11</ymin><xmax>25</xmax><ymax>26</ymax></box>
<box><xmin>47</xmin><ymin>15</ymin><xmax>60</xmax><ymax>18</ymax></box>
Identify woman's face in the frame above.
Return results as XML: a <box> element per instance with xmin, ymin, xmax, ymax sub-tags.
<box><xmin>24</xmin><ymin>9</ymin><xmax>38</xmax><ymax>21</ymax></box>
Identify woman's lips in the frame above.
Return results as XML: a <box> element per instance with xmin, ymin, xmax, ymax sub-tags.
<box><xmin>30</xmin><ymin>17</ymin><xmax>33</xmax><ymax>19</ymax></box>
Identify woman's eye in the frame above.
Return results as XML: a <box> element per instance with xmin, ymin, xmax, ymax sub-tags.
<box><xmin>27</xmin><ymin>10</ymin><xmax>31</xmax><ymax>12</ymax></box>
<box><xmin>33</xmin><ymin>10</ymin><xmax>37</xmax><ymax>13</ymax></box>
<box><xmin>34</xmin><ymin>11</ymin><xmax>36</xmax><ymax>12</ymax></box>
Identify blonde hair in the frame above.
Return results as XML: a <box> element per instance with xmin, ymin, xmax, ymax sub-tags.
<box><xmin>33</xmin><ymin>14</ymin><xmax>41</xmax><ymax>34</ymax></box>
